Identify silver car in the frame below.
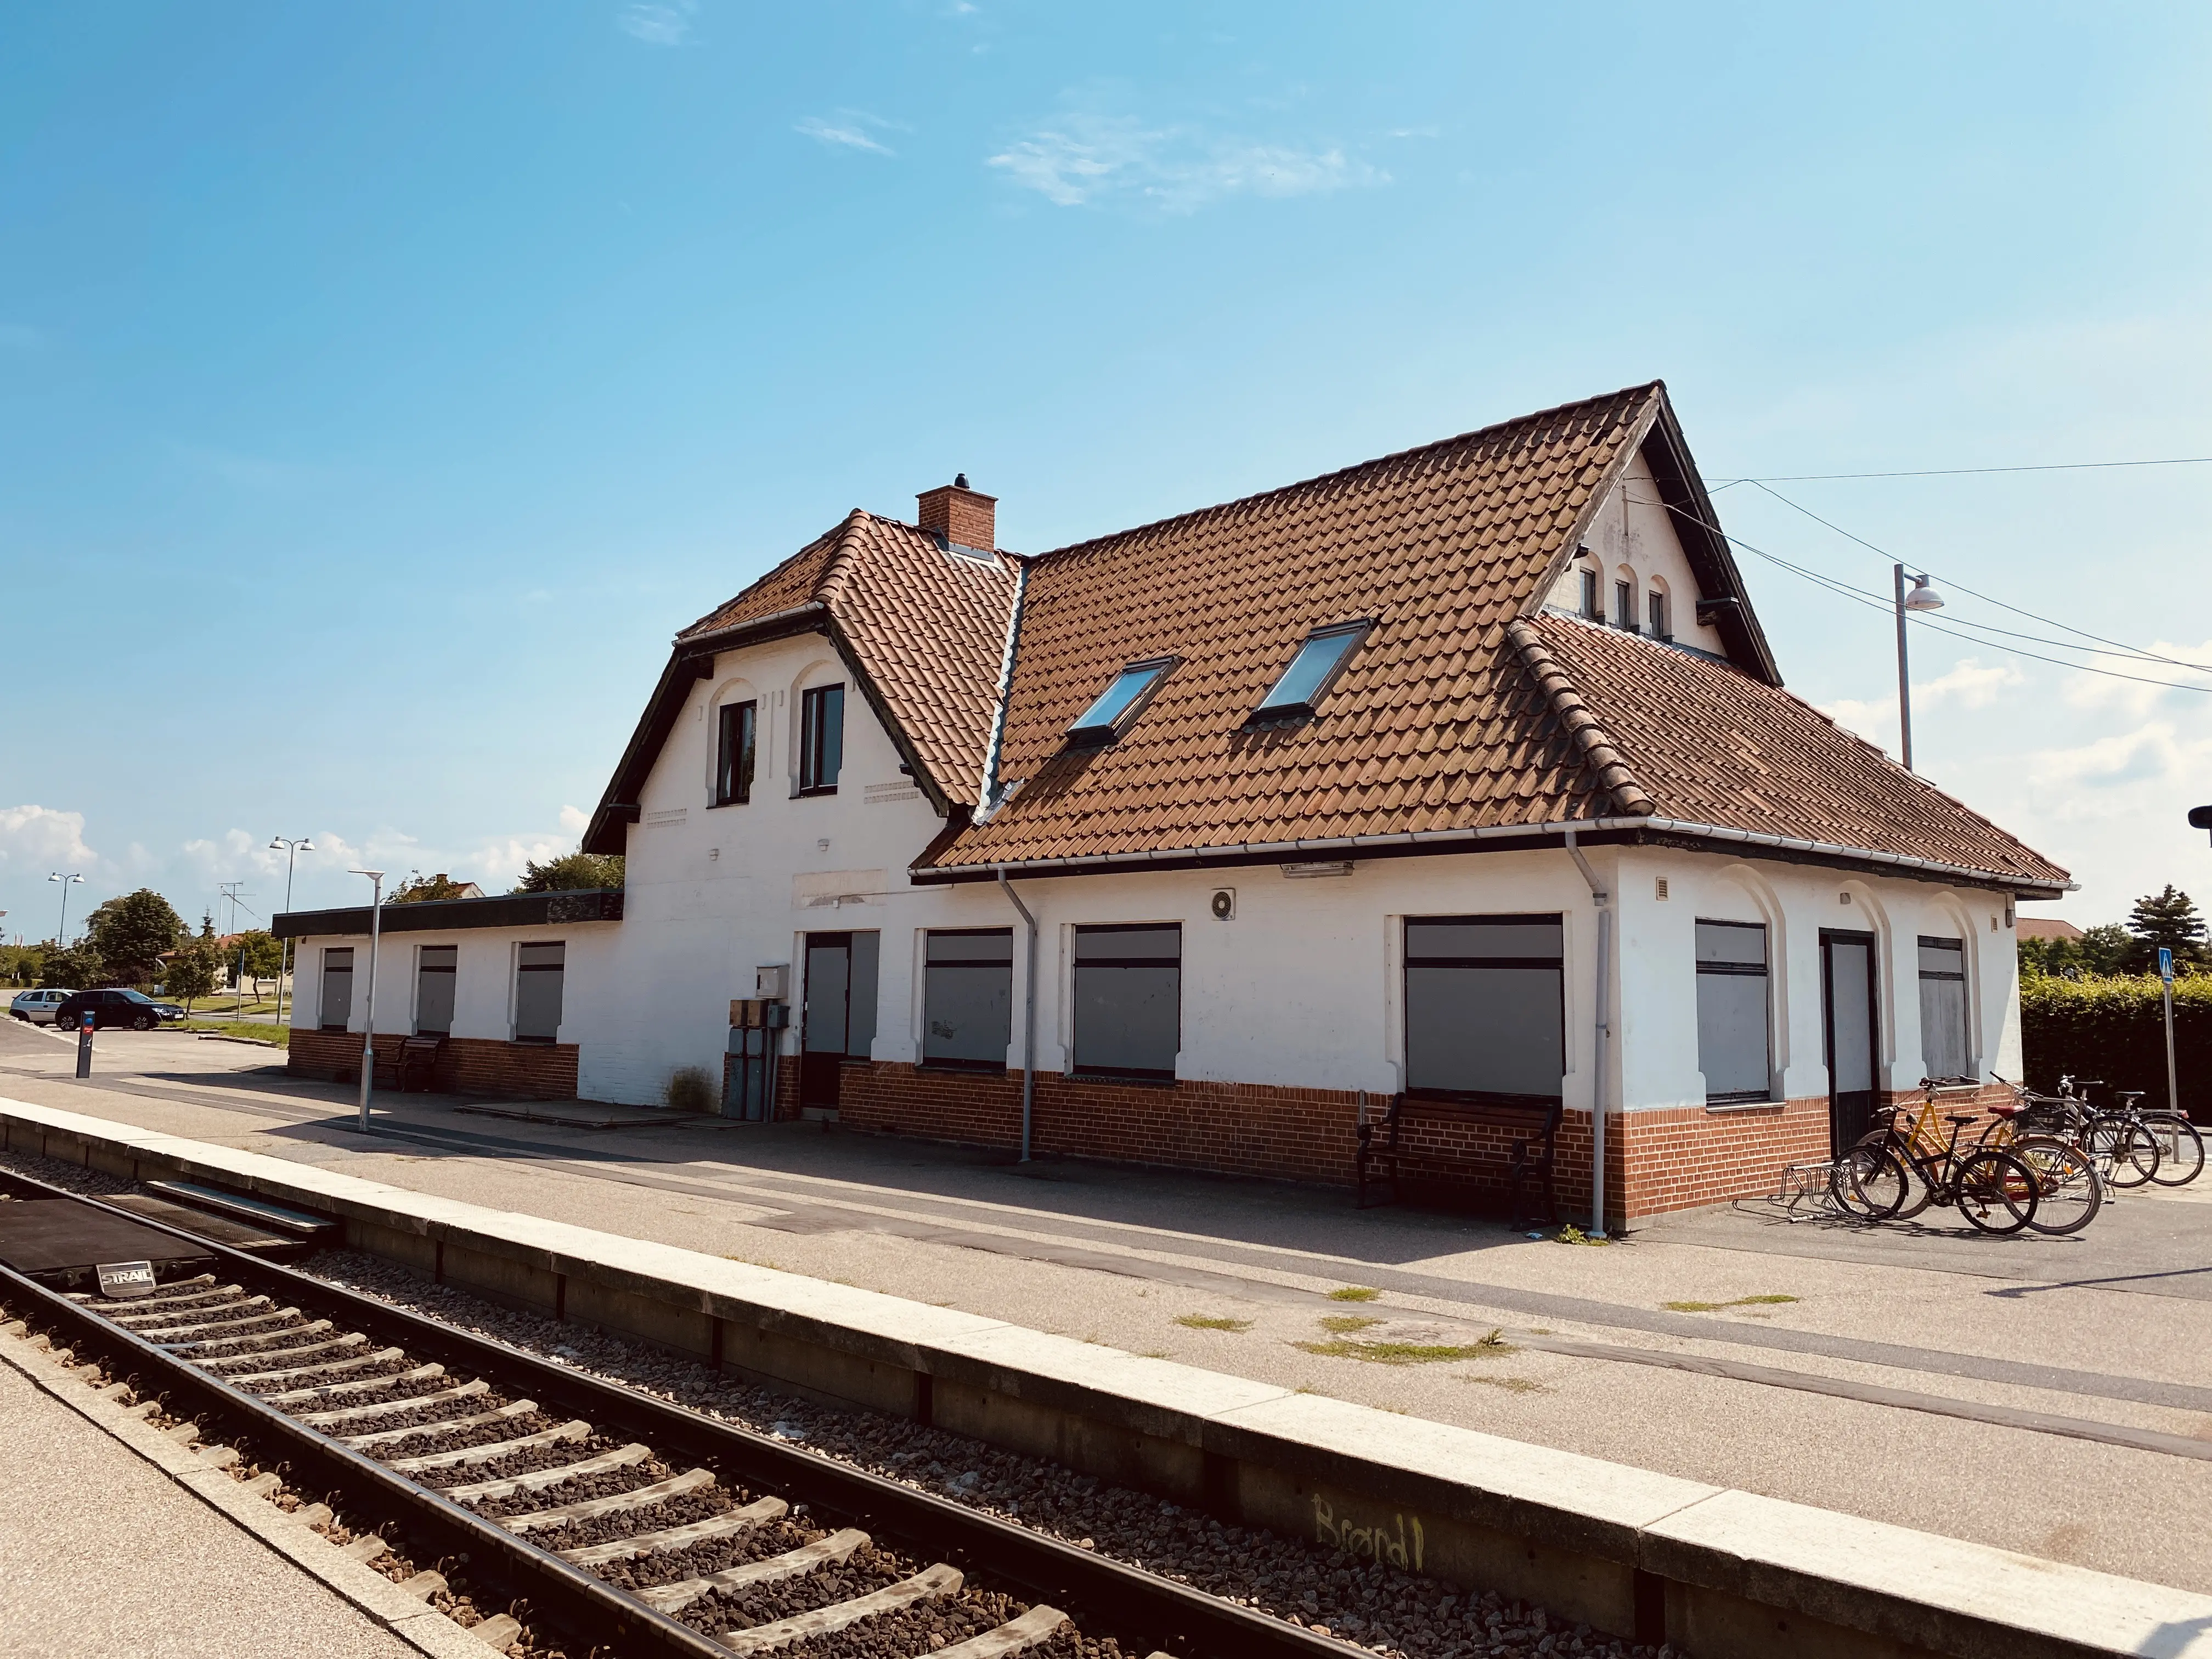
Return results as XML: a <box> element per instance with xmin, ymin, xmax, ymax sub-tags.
<box><xmin>10</xmin><ymin>989</ymin><xmax>75</xmax><ymax>1024</ymax></box>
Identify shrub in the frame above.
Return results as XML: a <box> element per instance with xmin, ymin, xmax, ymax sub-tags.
<box><xmin>665</xmin><ymin>1065</ymin><xmax>718</xmax><ymax>1114</ymax></box>
<box><xmin>2020</xmin><ymin>972</ymin><xmax>2209</xmax><ymax>1118</ymax></box>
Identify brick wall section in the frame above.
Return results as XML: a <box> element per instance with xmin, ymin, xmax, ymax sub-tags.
<box><xmin>288</xmin><ymin>1028</ymin><xmax>578</xmax><ymax>1101</ymax></box>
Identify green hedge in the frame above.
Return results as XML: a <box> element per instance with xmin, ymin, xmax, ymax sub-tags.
<box><xmin>2020</xmin><ymin>973</ymin><xmax>2208</xmax><ymax>1119</ymax></box>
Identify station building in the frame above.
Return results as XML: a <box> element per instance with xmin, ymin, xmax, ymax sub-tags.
<box><xmin>276</xmin><ymin>383</ymin><xmax>2068</xmax><ymax>1226</ymax></box>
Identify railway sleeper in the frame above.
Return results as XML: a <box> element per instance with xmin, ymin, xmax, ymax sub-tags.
<box><xmin>560</xmin><ymin>1496</ymin><xmax>789</xmax><ymax>1567</ymax></box>
<box><xmin>445</xmin><ymin>1442</ymin><xmax>651</xmax><ymax>1501</ymax></box>
<box><xmin>169</xmin><ymin>1317</ymin><xmax>332</xmax><ymax>1354</ymax></box>
<box><xmin>206</xmin><ymin>1331</ymin><xmax>369</xmax><ymax>1374</ymax></box>
<box><xmin>503</xmin><ymin>1467</ymin><xmax>717</xmax><ymax>1533</ymax></box>
<box><xmin>718</xmin><ymin>1561</ymin><xmax>963</xmax><ymax>1655</ymax></box>
<box><xmin>300</xmin><ymin>1377</ymin><xmax>488</xmax><ymax>1426</ymax></box>
<box><xmin>343</xmin><ymin>1398</ymin><xmax>537</xmax><ymax>1449</ymax></box>
<box><xmin>387</xmin><ymin>1419</ymin><xmax>591</xmax><ymax>1474</ymax></box>
<box><xmin>221</xmin><ymin>1343</ymin><xmax>401</xmax><ymax>1385</ymax></box>
<box><xmin>263</xmin><ymin>1361</ymin><xmax>443</xmax><ymax>1405</ymax></box>
<box><xmin>642</xmin><ymin>1527</ymin><xmax>870</xmax><ymax>1615</ymax></box>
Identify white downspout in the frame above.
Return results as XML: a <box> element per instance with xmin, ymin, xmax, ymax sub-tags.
<box><xmin>995</xmin><ymin>867</ymin><xmax>1039</xmax><ymax>1163</ymax></box>
<box><xmin>1564</xmin><ymin>828</ymin><xmax>1611</xmax><ymax>1239</ymax></box>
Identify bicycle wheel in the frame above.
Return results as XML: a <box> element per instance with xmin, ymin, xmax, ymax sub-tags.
<box><xmin>2010</xmin><ymin>1136</ymin><xmax>2102</xmax><ymax>1235</ymax></box>
<box><xmin>1955</xmin><ymin>1148</ymin><xmax>2038</xmax><ymax>1236</ymax></box>
<box><xmin>1833</xmin><ymin>1144</ymin><xmax>1909</xmax><ymax>1220</ymax></box>
<box><xmin>2101</xmin><ymin>1120</ymin><xmax>2162</xmax><ymax>1188</ymax></box>
<box><xmin>2143</xmin><ymin>1114</ymin><xmax>2205</xmax><ymax>1187</ymax></box>
<box><xmin>1854</xmin><ymin>1130</ymin><xmax>1934</xmax><ymax>1219</ymax></box>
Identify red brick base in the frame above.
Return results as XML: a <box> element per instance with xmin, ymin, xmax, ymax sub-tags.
<box><xmin>288</xmin><ymin>1029</ymin><xmax>578</xmax><ymax>1101</ymax></box>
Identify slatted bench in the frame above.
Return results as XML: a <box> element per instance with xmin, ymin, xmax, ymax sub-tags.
<box><xmin>1355</xmin><ymin>1093</ymin><xmax>1562</xmax><ymax>1229</ymax></box>
<box><xmin>396</xmin><ymin>1035</ymin><xmax>446</xmax><ymax>1093</ymax></box>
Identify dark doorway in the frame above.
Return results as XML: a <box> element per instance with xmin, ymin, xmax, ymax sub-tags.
<box><xmin>800</xmin><ymin>931</ymin><xmax>879</xmax><ymax>1112</ymax></box>
<box><xmin>1821</xmin><ymin>929</ymin><xmax>1879</xmax><ymax>1154</ymax></box>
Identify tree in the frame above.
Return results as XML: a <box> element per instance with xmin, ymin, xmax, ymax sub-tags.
<box><xmin>162</xmin><ymin>941</ymin><xmax>219</xmax><ymax>1011</ymax></box>
<box><xmin>2127</xmin><ymin>886</ymin><xmax>2207</xmax><ymax>971</ymax></box>
<box><xmin>514</xmin><ymin>852</ymin><xmax>624</xmax><ymax>893</ymax></box>
<box><xmin>388</xmin><ymin>873</ymin><xmax>479</xmax><ymax>905</ymax></box>
<box><xmin>238</xmin><ymin>930</ymin><xmax>285</xmax><ymax>989</ymax></box>
<box><xmin>34</xmin><ymin>941</ymin><xmax>104</xmax><ymax>989</ymax></box>
<box><xmin>83</xmin><ymin>889</ymin><xmax>186</xmax><ymax>986</ymax></box>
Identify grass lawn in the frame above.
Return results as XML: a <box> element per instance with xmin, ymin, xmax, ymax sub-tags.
<box><xmin>179</xmin><ymin>1019</ymin><xmax>289</xmax><ymax>1047</ymax></box>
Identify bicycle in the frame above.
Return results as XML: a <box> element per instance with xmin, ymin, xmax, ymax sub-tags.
<box><xmin>2114</xmin><ymin>1089</ymin><xmax>2206</xmax><ymax>1188</ymax></box>
<box><xmin>2055</xmin><ymin>1077</ymin><xmax>2163</xmax><ymax>1188</ymax></box>
<box><xmin>1974</xmin><ymin>1080</ymin><xmax>2103</xmax><ymax>1235</ymax></box>
<box><xmin>1842</xmin><ymin>1088</ymin><xmax>2040</xmax><ymax>1235</ymax></box>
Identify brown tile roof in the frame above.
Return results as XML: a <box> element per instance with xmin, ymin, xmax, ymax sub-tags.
<box><xmin>921</xmin><ymin>385</ymin><xmax>1669</xmax><ymax>869</ymax></box>
<box><xmin>1522</xmin><ymin>613</ymin><xmax>2069</xmax><ymax>887</ymax></box>
<box><xmin>681</xmin><ymin>510</ymin><xmax>1019</xmax><ymax>808</ymax></box>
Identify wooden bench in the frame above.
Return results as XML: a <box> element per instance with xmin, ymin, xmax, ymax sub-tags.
<box><xmin>396</xmin><ymin>1035</ymin><xmax>446</xmax><ymax>1093</ymax></box>
<box><xmin>1355</xmin><ymin>1094</ymin><xmax>1562</xmax><ymax>1229</ymax></box>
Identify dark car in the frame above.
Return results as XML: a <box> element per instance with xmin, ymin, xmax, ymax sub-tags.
<box><xmin>53</xmin><ymin>988</ymin><xmax>170</xmax><ymax>1032</ymax></box>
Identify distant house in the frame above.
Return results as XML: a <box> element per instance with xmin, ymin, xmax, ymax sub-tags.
<box><xmin>275</xmin><ymin>383</ymin><xmax>2069</xmax><ymax>1223</ymax></box>
<box><xmin>2015</xmin><ymin>918</ymin><xmax>2084</xmax><ymax>943</ymax></box>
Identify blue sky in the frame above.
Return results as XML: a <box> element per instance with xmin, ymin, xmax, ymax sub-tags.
<box><xmin>3</xmin><ymin>3</ymin><xmax>2209</xmax><ymax>936</ymax></box>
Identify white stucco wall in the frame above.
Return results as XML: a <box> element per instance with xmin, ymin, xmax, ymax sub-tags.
<box><xmin>290</xmin><ymin>919</ymin><xmax>618</xmax><ymax>1048</ymax></box>
<box><xmin>1544</xmin><ymin>448</ymin><xmax>1729</xmax><ymax>656</ymax></box>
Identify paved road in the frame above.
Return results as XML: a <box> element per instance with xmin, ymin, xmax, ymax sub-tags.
<box><xmin>4</xmin><ymin>1018</ymin><xmax>2211</xmax><ymax>1595</ymax></box>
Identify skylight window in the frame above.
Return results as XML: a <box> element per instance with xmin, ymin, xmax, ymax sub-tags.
<box><xmin>1249</xmin><ymin>622</ymin><xmax>1371</xmax><ymax>723</ymax></box>
<box><xmin>1066</xmin><ymin>658</ymin><xmax>1173</xmax><ymax>747</ymax></box>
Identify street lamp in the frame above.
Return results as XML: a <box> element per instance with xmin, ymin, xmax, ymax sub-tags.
<box><xmin>1893</xmin><ymin>565</ymin><xmax>1945</xmax><ymax>771</ymax></box>
<box><xmin>269</xmin><ymin>836</ymin><xmax>313</xmax><ymax>1031</ymax></box>
<box><xmin>48</xmin><ymin>872</ymin><xmax>84</xmax><ymax>945</ymax></box>
<box><xmin>349</xmin><ymin>868</ymin><xmax>386</xmax><ymax>1132</ymax></box>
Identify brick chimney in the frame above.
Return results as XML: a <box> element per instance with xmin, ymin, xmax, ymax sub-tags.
<box><xmin>916</xmin><ymin>473</ymin><xmax>996</xmax><ymax>551</ymax></box>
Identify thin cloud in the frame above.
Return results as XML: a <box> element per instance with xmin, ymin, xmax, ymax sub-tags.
<box><xmin>797</xmin><ymin>112</ymin><xmax>899</xmax><ymax>156</ymax></box>
<box><xmin>618</xmin><ymin>1</ymin><xmax>696</xmax><ymax>46</ymax></box>
<box><xmin>988</xmin><ymin>113</ymin><xmax>1384</xmax><ymax>212</ymax></box>
<box><xmin>0</xmin><ymin>804</ymin><xmax>100</xmax><ymax>871</ymax></box>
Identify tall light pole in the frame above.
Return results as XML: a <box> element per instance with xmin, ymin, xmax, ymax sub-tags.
<box><xmin>349</xmin><ymin>869</ymin><xmax>385</xmax><ymax>1132</ymax></box>
<box><xmin>269</xmin><ymin>836</ymin><xmax>313</xmax><ymax>1030</ymax></box>
<box><xmin>48</xmin><ymin>872</ymin><xmax>83</xmax><ymax>945</ymax></box>
<box><xmin>1893</xmin><ymin>565</ymin><xmax>1946</xmax><ymax>771</ymax></box>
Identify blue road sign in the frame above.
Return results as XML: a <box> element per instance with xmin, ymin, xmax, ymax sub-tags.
<box><xmin>2159</xmin><ymin>946</ymin><xmax>2175</xmax><ymax>983</ymax></box>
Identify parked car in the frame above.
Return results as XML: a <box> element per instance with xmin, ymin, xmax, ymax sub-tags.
<box><xmin>153</xmin><ymin>1001</ymin><xmax>187</xmax><ymax>1024</ymax></box>
<box><xmin>9</xmin><ymin>988</ymin><xmax>74</xmax><ymax>1024</ymax></box>
<box><xmin>52</xmin><ymin>988</ymin><xmax>172</xmax><ymax>1032</ymax></box>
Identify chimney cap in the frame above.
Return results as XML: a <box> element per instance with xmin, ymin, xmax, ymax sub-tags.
<box><xmin>953</xmin><ymin>473</ymin><xmax>969</xmax><ymax>489</ymax></box>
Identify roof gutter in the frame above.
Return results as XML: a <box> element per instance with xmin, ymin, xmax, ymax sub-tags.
<box><xmin>911</xmin><ymin>815</ymin><xmax>2074</xmax><ymax>894</ymax></box>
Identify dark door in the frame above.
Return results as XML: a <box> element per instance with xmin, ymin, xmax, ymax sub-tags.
<box><xmin>800</xmin><ymin>933</ymin><xmax>853</xmax><ymax>1111</ymax></box>
<box><xmin>1822</xmin><ymin>930</ymin><xmax>1879</xmax><ymax>1154</ymax></box>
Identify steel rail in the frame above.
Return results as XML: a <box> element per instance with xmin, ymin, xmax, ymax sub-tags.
<box><xmin>0</xmin><ymin>1169</ymin><xmax>1353</xmax><ymax>1659</ymax></box>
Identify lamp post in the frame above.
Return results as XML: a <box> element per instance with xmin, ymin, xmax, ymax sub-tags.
<box><xmin>349</xmin><ymin>868</ymin><xmax>386</xmax><ymax>1132</ymax></box>
<box><xmin>268</xmin><ymin>836</ymin><xmax>313</xmax><ymax>1031</ymax></box>
<box><xmin>1893</xmin><ymin>565</ymin><xmax>1946</xmax><ymax>771</ymax></box>
<box><xmin>48</xmin><ymin>872</ymin><xmax>83</xmax><ymax>945</ymax></box>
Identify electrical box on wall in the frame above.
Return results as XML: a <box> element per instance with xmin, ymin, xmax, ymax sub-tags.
<box><xmin>755</xmin><ymin>963</ymin><xmax>788</xmax><ymax>1000</ymax></box>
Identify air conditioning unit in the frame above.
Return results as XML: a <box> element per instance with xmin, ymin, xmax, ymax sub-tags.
<box><xmin>1210</xmin><ymin>888</ymin><xmax>1235</xmax><ymax>921</ymax></box>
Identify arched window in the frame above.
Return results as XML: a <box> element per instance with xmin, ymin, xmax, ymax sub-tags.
<box><xmin>1578</xmin><ymin>563</ymin><xmax>1601</xmax><ymax>620</ymax></box>
<box><xmin>1646</xmin><ymin>576</ymin><xmax>1672</xmax><ymax>642</ymax></box>
<box><xmin>1613</xmin><ymin>567</ymin><xmax>1638</xmax><ymax>633</ymax></box>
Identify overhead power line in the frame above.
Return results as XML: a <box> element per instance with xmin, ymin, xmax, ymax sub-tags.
<box><xmin>1712</xmin><ymin>456</ymin><xmax>2212</xmax><ymax>486</ymax></box>
<box><xmin>1742</xmin><ymin>481</ymin><xmax>2212</xmax><ymax>675</ymax></box>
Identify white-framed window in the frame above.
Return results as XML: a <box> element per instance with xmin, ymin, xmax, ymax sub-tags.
<box><xmin>514</xmin><ymin>942</ymin><xmax>565</xmax><ymax>1043</ymax></box>
<box><xmin>1071</xmin><ymin>924</ymin><xmax>1181</xmax><ymax>1080</ymax></box>
<box><xmin>1917</xmin><ymin>936</ymin><xmax>1971</xmax><ymax>1082</ymax></box>
<box><xmin>319</xmin><ymin>947</ymin><xmax>354</xmax><ymax>1031</ymax></box>
<box><xmin>1696</xmin><ymin>919</ymin><xmax>1770</xmax><ymax>1103</ymax></box>
<box><xmin>1403</xmin><ymin>915</ymin><xmax>1565</xmax><ymax>1103</ymax></box>
<box><xmin>415</xmin><ymin>945</ymin><xmax>456</xmax><ymax>1037</ymax></box>
<box><xmin>923</xmin><ymin>929</ymin><xmax>1013</xmax><ymax>1070</ymax></box>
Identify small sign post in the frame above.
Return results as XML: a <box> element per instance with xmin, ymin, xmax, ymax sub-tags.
<box><xmin>2160</xmin><ymin>947</ymin><xmax>2180</xmax><ymax>1118</ymax></box>
<box><xmin>95</xmin><ymin>1261</ymin><xmax>157</xmax><ymax>1299</ymax></box>
<box><xmin>75</xmin><ymin>1010</ymin><xmax>93</xmax><ymax>1079</ymax></box>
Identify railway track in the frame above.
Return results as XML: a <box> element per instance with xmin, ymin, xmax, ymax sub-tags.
<box><xmin>0</xmin><ymin>1168</ymin><xmax>1351</xmax><ymax>1659</ymax></box>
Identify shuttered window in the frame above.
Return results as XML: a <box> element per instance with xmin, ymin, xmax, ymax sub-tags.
<box><xmin>1403</xmin><ymin>917</ymin><xmax>1564</xmax><ymax>1104</ymax></box>
<box><xmin>1918</xmin><ymin>936</ymin><xmax>1971</xmax><ymax>1083</ymax></box>
<box><xmin>415</xmin><ymin>945</ymin><xmax>456</xmax><ymax>1037</ymax></box>
<box><xmin>1072</xmin><ymin>925</ymin><xmax>1181</xmax><ymax>1080</ymax></box>
<box><xmin>514</xmin><ymin>943</ymin><xmax>565</xmax><ymax>1043</ymax></box>
<box><xmin>319</xmin><ymin>948</ymin><xmax>353</xmax><ymax>1032</ymax></box>
<box><xmin>1696</xmin><ymin>921</ymin><xmax>1771</xmax><ymax>1103</ymax></box>
<box><xmin>923</xmin><ymin>929</ymin><xmax>1013</xmax><ymax>1070</ymax></box>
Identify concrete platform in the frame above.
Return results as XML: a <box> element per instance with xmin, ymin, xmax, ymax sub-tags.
<box><xmin>0</xmin><ymin>1336</ymin><xmax>421</xmax><ymax>1659</ymax></box>
<box><xmin>5</xmin><ymin>1092</ymin><xmax>2211</xmax><ymax>1659</ymax></box>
